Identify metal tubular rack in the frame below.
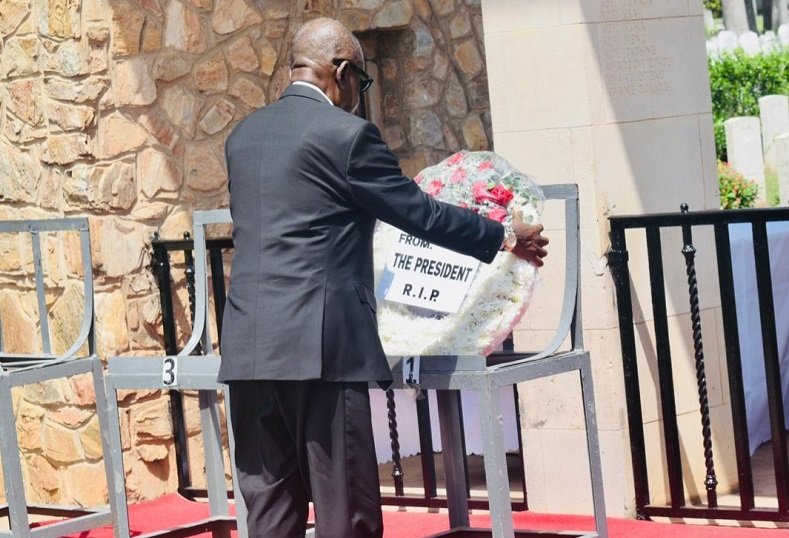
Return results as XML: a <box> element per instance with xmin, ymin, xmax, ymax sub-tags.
<box><xmin>0</xmin><ymin>218</ymin><xmax>128</xmax><ymax>538</ymax></box>
<box><xmin>106</xmin><ymin>182</ymin><xmax>606</xmax><ymax>538</ymax></box>
<box><xmin>105</xmin><ymin>210</ymin><xmax>246</xmax><ymax>538</ymax></box>
<box><xmin>398</xmin><ymin>184</ymin><xmax>607</xmax><ymax>538</ymax></box>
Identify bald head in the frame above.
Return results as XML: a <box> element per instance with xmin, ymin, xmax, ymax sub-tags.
<box><xmin>291</xmin><ymin>18</ymin><xmax>363</xmax><ymax>70</ymax></box>
<box><xmin>288</xmin><ymin>18</ymin><xmax>366</xmax><ymax>113</ymax></box>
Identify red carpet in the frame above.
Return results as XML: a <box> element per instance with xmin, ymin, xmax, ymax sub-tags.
<box><xmin>58</xmin><ymin>493</ymin><xmax>785</xmax><ymax>537</ymax></box>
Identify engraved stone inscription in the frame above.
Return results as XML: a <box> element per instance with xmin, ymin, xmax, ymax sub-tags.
<box><xmin>600</xmin><ymin>20</ymin><xmax>674</xmax><ymax>98</ymax></box>
<box><xmin>600</xmin><ymin>0</ymin><xmax>657</xmax><ymax>21</ymax></box>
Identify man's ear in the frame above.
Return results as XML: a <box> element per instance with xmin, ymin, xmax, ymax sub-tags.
<box><xmin>334</xmin><ymin>61</ymin><xmax>348</xmax><ymax>88</ymax></box>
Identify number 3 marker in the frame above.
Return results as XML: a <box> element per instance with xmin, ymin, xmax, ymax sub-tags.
<box><xmin>162</xmin><ymin>356</ymin><xmax>178</xmax><ymax>387</ymax></box>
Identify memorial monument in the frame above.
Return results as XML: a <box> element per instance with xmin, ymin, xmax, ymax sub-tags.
<box><xmin>481</xmin><ymin>0</ymin><xmax>733</xmax><ymax>516</ymax></box>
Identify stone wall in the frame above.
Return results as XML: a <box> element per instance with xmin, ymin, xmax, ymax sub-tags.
<box><xmin>0</xmin><ymin>0</ymin><xmax>491</xmax><ymax>504</ymax></box>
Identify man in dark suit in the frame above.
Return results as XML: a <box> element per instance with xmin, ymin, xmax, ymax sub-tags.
<box><xmin>219</xmin><ymin>17</ymin><xmax>548</xmax><ymax>538</ymax></box>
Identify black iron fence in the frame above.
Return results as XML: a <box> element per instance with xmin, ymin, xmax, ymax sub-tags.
<box><xmin>149</xmin><ymin>232</ymin><xmax>233</xmax><ymax>494</ymax></box>
<box><xmin>608</xmin><ymin>204</ymin><xmax>789</xmax><ymax>521</ymax></box>
<box><xmin>148</xmin><ymin>232</ymin><xmax>528</xmax><ymax>511</ymax></box>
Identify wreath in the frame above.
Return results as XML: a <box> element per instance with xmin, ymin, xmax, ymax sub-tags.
<box><xmin>373</xmin><ymin>151</ymin><xmax>544</xmax><ymax>356</ymax></box>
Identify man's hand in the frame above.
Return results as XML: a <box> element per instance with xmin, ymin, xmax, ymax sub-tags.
<box><xmin>509</xmin><ymin>209</ymin><xmax>549</xmax><ymax>267</ymax></box>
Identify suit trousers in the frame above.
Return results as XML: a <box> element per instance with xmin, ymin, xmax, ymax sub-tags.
<box><xmin>228</xmin><ymin>379</ymin><xmax>384</xmax><ymax>538</ymax></box>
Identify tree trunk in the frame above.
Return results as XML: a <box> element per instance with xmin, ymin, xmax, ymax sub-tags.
<box><xmin>723</xmin><ymin>0</ymin><xmax>751</xmax><ymax>32</ymax></box>
<box><xmin>775</xmin><ymin>0</ymin><xmax>789</xmax><ymax>26</ymax></box>
<box><xmin>745</xmin><ymin>0</ymin><xmax>758</xmax><ymax>31</ymax></box>
<box><xmin>764</xmin><ymin>0</ymin><xmax>774</xmax><ymax>29</ymax></box>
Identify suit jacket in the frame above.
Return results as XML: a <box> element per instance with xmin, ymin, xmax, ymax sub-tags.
<box><xmin>217</xmin><ymin>84</ymin><xmax>504</xmax><ymax>384</ymax></box>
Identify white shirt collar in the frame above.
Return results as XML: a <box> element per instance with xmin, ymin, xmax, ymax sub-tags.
<box><xmin>292</xmin><ymin>81</ymin><xmax>333</xmax><ymax>105</ymax></box>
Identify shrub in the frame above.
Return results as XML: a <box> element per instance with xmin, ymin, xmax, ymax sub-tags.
<box><xmin>704</xmin><ymin>0</ymin><xmax>722</xmax><ymax>18</ymax></box>
<box><xmin>708</xmin><ymin>48</ymin><xmax>789</xmax><ymax>160</ymax></box>
<box><xmin>718</xmin><ymin>160</ymin><xmax>759</xmax><ymax>209</ymax></box>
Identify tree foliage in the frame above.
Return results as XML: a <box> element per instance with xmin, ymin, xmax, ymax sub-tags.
<box><xmin>705</xmin><ymin>0</ymin><xmax>723</xmax><ymax>18</ymax></box>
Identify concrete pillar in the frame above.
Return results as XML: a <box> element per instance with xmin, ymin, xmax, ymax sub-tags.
<box><xmin>481</xmin><ymin>0</ymin><xmax>729</xmax><ymax>517</ymax></box>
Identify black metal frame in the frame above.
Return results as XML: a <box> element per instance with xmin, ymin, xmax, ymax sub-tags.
<box><xmin>150</xmin><ymin>233</ymin><xmax>233</xmax><ymax>497</ymax></box>
<box><xmin>608</xmin><ymin>204</ymin><xmax>789</xmax><ymax>522</ymax></box>
<box><xmin>148</xmin><ymin>233</ymin><xmax>529</xmax><ymax>511</ymax></box>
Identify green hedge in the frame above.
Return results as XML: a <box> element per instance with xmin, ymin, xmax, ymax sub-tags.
<box><xmin>704</xmin><ymin>0</ymin><xmax>722</xmax><ymax>18</ymax></box>
<box><xmin>709</xmin><ymin>48</ymin><xmax>789</xmax><ymax>161</ymax></box>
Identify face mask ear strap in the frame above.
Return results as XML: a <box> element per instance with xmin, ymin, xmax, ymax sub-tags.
<box><xmin>331</xmin><ymin>60</ymin><xmax>347</xmax><ymax>86</ymax></box>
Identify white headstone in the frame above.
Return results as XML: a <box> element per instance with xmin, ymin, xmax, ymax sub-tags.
<box><xmin>739</xmin><ymin>31</ymin><xmax>761</xmax><ymax>56</ymax></box>
<box><xmin>706</xmin><ymin>39</ymin><xmax>720</xmax><ymax>58</ymax></box>
<box><xmin>776</xmin><ymin>133</ymin><xmax>789</xmax><ymax>205</ymax></box>
<box><xmin>717</xmin><ymin>30</ymin><xmax>739</xmax><ymax>52</ymax></box>
<box><xmin>759</xmin><ymin>95</ymin><xmax>789</xmax><ymax>171</ymax></box>
<box><xmin>725</xmin><ymin>116</ymin><xmax>767</xmax><ymax>202</ymax></box>
<box><xmin>760</xmin><ymin>31</ymin><xmax>779</xmax><ymax>53</ymax></box>
<box><xmin>779</xmin><ymin>24</ymin><xmax>789</xmax><ymax>45</ymax></box>
<box><xmin>704</xmin><ymin>9</ymin><xmax>716</xmax><ymax>32</ymax></box>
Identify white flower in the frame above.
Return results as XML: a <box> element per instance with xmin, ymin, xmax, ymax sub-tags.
<box><xmin>373</xmin><ymin>151</ymin><xmax>543</xmax><ymax>356</ymax></box>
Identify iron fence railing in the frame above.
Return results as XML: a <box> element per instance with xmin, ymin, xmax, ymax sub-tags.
<box><xmin>608</xmin><ymin>204</ymin><xmax>789</xmax><ymax>522</ymax></box>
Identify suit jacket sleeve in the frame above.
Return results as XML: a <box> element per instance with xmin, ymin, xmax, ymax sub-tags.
<box><xmin>345</xmin><ymin>121</ymin><xmax>504</xmax><ymax>264</ymax></box>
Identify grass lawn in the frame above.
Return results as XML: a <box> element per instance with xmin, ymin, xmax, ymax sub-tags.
<box><xmin>766</xmin><ymin>169</ymin><xmax>781</xmax><ymax>206</ymax></box>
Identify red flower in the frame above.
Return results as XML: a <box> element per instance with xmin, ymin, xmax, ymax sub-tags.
<box><xmin>445</xmin><ymin>152</ymin><xmax>465</xmax><ymax>166</ymax></box>
<box><xmin>471</xmin><ymin>181</ymin><xmax>494</xmax><ymax>204</ymax></box>
<box><xmin>426</xmin><ymin>180</ymin><xmax>444</xmax><ymax>197</ymax></box>
<box><xmin>477</xmin><ymin>161</ymin><xmax>494</xmax><ymax>171</ymax></box>
<box><xmin>489</xmin><ymin>184</ymin><xmax>514</xmax><ymax>206</ymax></box>
<box><xmin>472</xmin><ymin>181</ymin><xmax>514</xmax><ymax>207</ymax></box>
<box><xmin>413</xmin><ymin>174</ymin><xmax>423</xmax><ymax>185</ymax></box>
<box><xmin>487</xmin><ymin>207</ymin><xmax>509</xmax><ymax>222</ymax></box>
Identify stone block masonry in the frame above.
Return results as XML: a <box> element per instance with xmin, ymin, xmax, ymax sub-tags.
<box><xmin>0</xmin><ymin>0</ymin><xmax>495</xmax><ymax>505</ymax></box>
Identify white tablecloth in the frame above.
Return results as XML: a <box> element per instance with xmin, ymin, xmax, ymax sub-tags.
<box><xmin>731</xmin><ymin>222</ymin><xmax>789</xmax><ymax>455</ymax></box>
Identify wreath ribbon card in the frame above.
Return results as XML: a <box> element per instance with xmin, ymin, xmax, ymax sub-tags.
<box><xmin>373</xmin><ymin>151</ymin><xmax>545</xmax><ymax>357</ymax></box>
<box><xmin>376</xmin><ymin>232</ymin><xmax>481</xmax><ymax>314</ymax></box>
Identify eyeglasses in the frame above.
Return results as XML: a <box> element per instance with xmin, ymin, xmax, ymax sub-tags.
<box><xmin>332</xmin><ymin>58</ymin><xmax>374</xmax><ymax>94</ymax></box>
